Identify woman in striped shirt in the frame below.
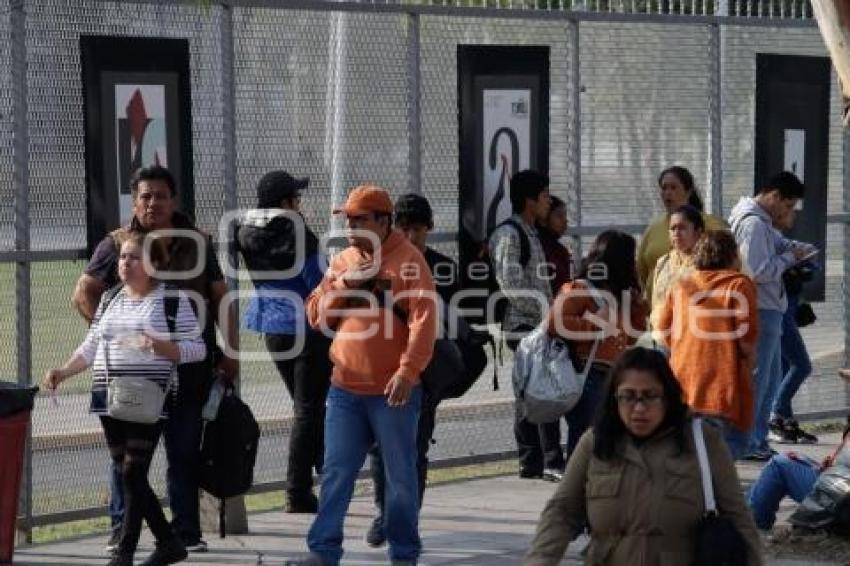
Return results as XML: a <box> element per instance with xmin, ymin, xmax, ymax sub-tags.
<box><xmin>44</xmin><ymin>233</ymin><xmax>205</xmax><ymax>566</ymax></box>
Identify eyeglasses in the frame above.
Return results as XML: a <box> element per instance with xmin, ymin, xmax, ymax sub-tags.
<box><xmin>614</xmin><ymin>391</ymin><xmax>665</xmax><ymax>408</ymax></box>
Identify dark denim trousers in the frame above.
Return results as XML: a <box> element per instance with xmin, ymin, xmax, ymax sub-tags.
<box><xmin>772</xmin><ymin>297</ymin><xmax>813</xmax><ymax>419</ymax></box>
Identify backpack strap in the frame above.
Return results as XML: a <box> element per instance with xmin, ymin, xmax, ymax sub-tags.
<box><xmin>99</xmin><ymin>283</ymin><xmax>125</xmax><ymax>315</ymax></box>
<box><xmin>162</xmin><ymin>284</ymin><xmax>180</xmax><ymax>336</ymax></box>
<box><xmin>500</xmin><ymin>218</ymin><xmax>531</xmax><ymax>269</ymax></box>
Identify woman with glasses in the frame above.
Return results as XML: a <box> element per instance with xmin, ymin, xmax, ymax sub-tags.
<box><xmin>525</xmin><ymin>348</ymin><xmax>762</xmax><ymax>566</ymax></box>
<box><xmin>656</xmin><ymin>229</ymin><xmax>758</xmax><ymax>460</ymax></box>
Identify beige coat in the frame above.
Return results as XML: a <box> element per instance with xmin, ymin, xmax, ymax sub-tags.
<box><xmin>525</xmin><ymin>423</ymin><xmax>763</xmax><ymax>566</ymax></box>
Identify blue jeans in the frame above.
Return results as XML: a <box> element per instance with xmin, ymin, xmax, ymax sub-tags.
<box><xmin>750</xmin><ymin>309</ymin><xmax>784</xmax><ymax>453</ymax></box>
<box><xmin>308</xmin><ymin>385</ymin><xmax>422</xmax><ymax>565</ymax></box>
<box><xmin>702</xmin><ymin>416</ymin><xmax>750</xmax><ymax>461</ymax></box>
<box><xmin>747</xmin><ymin>453</ymin><xmax>819</xmax><ymax>529</ymax></box>
<box><xmin>565</xmin><ymin>364</ymin><xmax>608</xmax><ymax>459</ymax></box>
<box><xmin>110</xmin><ymin>394</ymin><xmax>204</xmax><ymax>543</ymax></box>
<box><xmin>772</xmin><ymin>298</ymin><xmax>812</xmax><ymax>419</ymax></box>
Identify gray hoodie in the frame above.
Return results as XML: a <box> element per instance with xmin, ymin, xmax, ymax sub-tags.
<box><xmin>728</xmin><ymin>197</ymin><xmax>801</xmax><ymax>313</ymax></box>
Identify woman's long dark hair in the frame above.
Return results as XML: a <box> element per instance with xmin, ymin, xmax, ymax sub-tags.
<box><xmin>592</xmin><ymin>347</ymin><xmax>690</xmax><ymax>460</ymax></box>
<box><xmin>576</xmin><ymin>230</ymin><xmax>638</xmax><ymax>298</ymax></box>
<box><xmin>659</xmin><ymin>165</ymin><xmax>704</xmax><ymax>212</ymax></box>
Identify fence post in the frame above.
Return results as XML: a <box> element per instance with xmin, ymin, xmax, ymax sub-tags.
<box><xmin>844</xmin><ymin>126</ymin><xmax>850</xmax><ymax>375</ymax></box>
<box><xmin>407</xmin><ymin>12</ymin><xmax>421</xmax><ymax>195</ymax></box>
<box><xmin>570</xmin><ymin>17</ymin><xmax>582</xmax><ymax>257</ymax></box>
<box><xmin>11</xmin><ymin>0</ymin><xmax>33</xmax><ymax>545</ymax></box>
<box><xmin>708</xmin><ymin>21</ymin><xmax>723</xmax><ymax>218</ymax></box>
<box><xmin>198</xmin><ymin>0</ymin><xmax>249</xmax><ymax>534</ymax></box>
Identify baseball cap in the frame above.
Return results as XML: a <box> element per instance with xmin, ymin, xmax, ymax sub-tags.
<box><xmin>256</xmin><ymin>170</ymin><xmax>309</xmax><ymax>208</ymax></box>
<box><xmin>333</xmin><ymin>184</ymin><xmax>394</xmax><ymax>216</ymax></box>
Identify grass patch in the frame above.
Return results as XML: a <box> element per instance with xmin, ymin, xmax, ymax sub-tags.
<box><xmin>29</xmin><ymin>459</ymin><xmax>516</xmax><ymax>544</ymax></box>
<box><xmin>801</xmin><ymin>419</ymin><xmax>847</xmax><ymax>435</ymax></box>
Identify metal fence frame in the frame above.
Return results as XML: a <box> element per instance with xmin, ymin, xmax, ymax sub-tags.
<box><xmin>5</xmin><ymin>0</ymin><xmax>848</xmax><ymax>537</ymax></box>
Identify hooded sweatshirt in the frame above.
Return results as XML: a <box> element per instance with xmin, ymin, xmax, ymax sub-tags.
<box><xmin>657</xmin><ymin>270</ymin><xmax>758</xmax><ymax>431</ymax></box>
<box><xmin>728</xmin><ymin>196</ymin><xmax>797</xmax><ymax>313</ymax></box>
<box><xmin>236</xmin><ymin>209</ymin><xmax>325</xmax><ymax>334</ymax></box>
<box><xmin>306</xmin><ymin>229</ymin><xmax>437</xmax><ymax>394</ymax></box>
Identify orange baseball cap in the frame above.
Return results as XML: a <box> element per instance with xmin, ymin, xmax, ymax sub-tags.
<box><xmin>333</xmin><ymin>184</ymin><xmax>394</xmax><ymax>216</ymax></box>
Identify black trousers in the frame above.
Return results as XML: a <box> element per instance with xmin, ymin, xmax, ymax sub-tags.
<box><xmin>368</xmin><ymin>389</ymin><xmax>438</xmax><ymax>518</ymax></box>
<box><xmin>265</xmin><ymin>331</ymin><xmax>332</xmax><ymax>497</ymax></box>
<box><xmin>100</xmin><ymin>416</ymin><xmax>171</xmax><ymax>556</ymax></box>
<box><xmin>506</xmin><ymin>325</ymin><xmax>565</xmax><ymax>474</ymax></box>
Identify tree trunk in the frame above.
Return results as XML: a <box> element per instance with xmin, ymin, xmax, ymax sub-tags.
<box><xmin>812</xmin><ymin>0</ymin><xmax>850</xmax><ymax>124</ymax></box>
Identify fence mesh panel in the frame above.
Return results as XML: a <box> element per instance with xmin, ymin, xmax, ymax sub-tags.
<box><xmin>2</xmin><ymin>0</ymin><xmax>847</xmax><ymax>525</ymax></box>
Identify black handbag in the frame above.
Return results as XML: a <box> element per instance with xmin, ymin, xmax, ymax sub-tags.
<box><xmin>692</xmin><ymin>418</ymin><xmax>749</xmax><ymax>566</ymax></box>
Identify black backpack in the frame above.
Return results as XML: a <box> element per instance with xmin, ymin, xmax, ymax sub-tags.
<box><xmin>199</xmin><ymin>382</ymin><xmax>260</xmax><ymax>537</ymax></box>
<box><xmin>464</xmin><ymin>218</ymin><xmax>530</xmax><ymax>326</ymax></box>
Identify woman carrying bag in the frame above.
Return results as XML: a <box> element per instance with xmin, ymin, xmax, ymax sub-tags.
<box><xmin>546</xmin><ymin>230</ymin><xmax>648</xmax><ymax>461</ymax></box>
<box><xmin>44</xmin><ymin>233</ymin><xmax>206</xmax><ymax>566</ymax></box>
<box><xmin>525</xmin><ymin>348</ymin><xmax>762</xmax><ymax>566</ymax></box>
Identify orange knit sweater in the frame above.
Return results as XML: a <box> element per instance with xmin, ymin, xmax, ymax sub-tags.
<box><xmin>657</xmin><ymin>270</ymin><xmax>759</xmax><ymax>431</ymax></box>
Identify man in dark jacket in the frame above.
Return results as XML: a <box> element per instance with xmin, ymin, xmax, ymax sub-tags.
<box><xmin>235</xmin><ymin>170</ymin><xmax>331</xmax><ymax>513</ymax></box>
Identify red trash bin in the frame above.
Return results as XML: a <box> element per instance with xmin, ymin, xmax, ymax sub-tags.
<box><xmin>0</xmin><ymin>410</ymin><xmax>30</xmax><ymax>565</ymax></box>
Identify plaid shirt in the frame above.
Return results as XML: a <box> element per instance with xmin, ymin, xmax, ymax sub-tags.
<box><xmin>489</xmin><ymin>214</ymin><xmax>553</xmax><ymax>331</ymax></box>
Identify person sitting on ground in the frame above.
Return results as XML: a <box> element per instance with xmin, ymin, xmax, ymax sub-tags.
<box><xmin>44</xmin><ymin>234</ymin><xmax>206</xmax><ymax>566</ymax></box>
<box><xmin>748</xmin><ymin>422</ymin><xmax>850</xmax><ymax>531</ymax></box>
<box><xmin>525</xmin><ymin>347</ymin><xmax>762</xmax><ymax>566</ymax></box>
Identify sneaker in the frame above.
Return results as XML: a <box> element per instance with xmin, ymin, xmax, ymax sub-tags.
<box><xmin>785</xmin><ymin>419</ymin><xmax>818</xmax><ymax>444</ymax></box>
<box><xmin>284</xmin><ymin>553</ymin><xmax>324</xmax><ymax>566</ymax></box>
<box><xmin>105</xmin><ymin>529</ymin><xmax>121</xmax><ymax>554</ymax></box>
<box><xmin>139</xmin><ymin>536</ymin><xmax>188</xmax><ymax>566</ymax></box>
<box><xmin>286</xmin><ymin>492</ymin><xmax>319</xmax><ymax>514</ymax></box>
<box><xmin>182</xmin><ymin>538</ymin><xmax>207</xmax><ymax>553</ymax></box>
<box><xmin>542</xmin><ymin>468</ymin><xmax>564</xmax><ymax>483</ymax></box>
<box><xmin>106</xmin><ymin>553</ymin><xmax>133</xmax><ymax>566</ymax></box>
<box><xmin>768</xmin><ymin>417</ymin><xmax>791</xmax><ymax>443</ymax></box>
<box><xmin>365</xmin><ymin>515</ymin><xmax>387</xmax><ymax>548</ymax></box>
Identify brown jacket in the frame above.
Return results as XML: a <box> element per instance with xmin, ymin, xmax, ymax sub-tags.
<box><xmin>526</xmin><ymin>424</ymin><xmax>762</xmax><ymax>566</ymax></box>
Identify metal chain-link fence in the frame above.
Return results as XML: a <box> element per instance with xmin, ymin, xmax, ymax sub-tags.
<box><xmin>2</xmin><ymin>0</ymin><xmax>848</xmax><ymax>531</ymax></box>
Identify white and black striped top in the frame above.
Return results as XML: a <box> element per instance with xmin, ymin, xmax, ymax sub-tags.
<box><xmin>75</xmin><ymin>283</ymin><xmax>207</xmax><ymax>418</ymax></box>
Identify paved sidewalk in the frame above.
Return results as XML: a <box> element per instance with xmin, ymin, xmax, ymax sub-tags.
<box><xmin>12</xmin><ymin>432</ymin><xmax>848</xmax><ymax>565</ymax></box>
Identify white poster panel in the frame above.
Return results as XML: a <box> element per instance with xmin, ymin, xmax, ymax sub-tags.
<box><xmin>115</xmin><ymin>84</ymin><xmax>168</xmax><ymax>225</ymax></box>
<box><xmin>784</xmin><ymin>128</ymin><xmax>805</xmax><ymax>210</ymax></box>
<box><xmin>481</xmin><ymin>89</ymin><xmax>531</xmax><ymax>240</ymax></box>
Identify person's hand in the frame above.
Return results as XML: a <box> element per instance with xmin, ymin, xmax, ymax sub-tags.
<box><xmin>43</xmin><ymin>369</ymin><xmax>65</xmax><ymax>391</ymax></box>
<box><xmin>384</xmin><ymin>374</ymin><xmax>413</xmax><ymax>407</ymax></box>
<box><xmin>792</xmin><ymin>245</ymin><xmax>817</xmax><ymax>261</ymax></box>
<box><xmin>341</xmin><ymin>257</ymin><xmax>376</xmax><ymax>289</ymax></box>
<box><xmin>217</xmin><ymin>356</ymin><xmax>240</xmax><ymax>382</ymax></box>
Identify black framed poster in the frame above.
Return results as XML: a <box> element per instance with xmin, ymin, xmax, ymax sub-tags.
<box><xmin>81</xmin><ymin>36</ymin><xmax>193</xmax><ymax>252</ymax></box>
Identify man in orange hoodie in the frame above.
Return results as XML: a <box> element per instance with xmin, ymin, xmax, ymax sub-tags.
<box><xmin>304</xmin><ymin>185</ymin><xmax>437</xmax><ymax>566</ymax></box>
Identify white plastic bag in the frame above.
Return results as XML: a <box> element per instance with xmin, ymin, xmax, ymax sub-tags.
<box><xmin>512</xmin><ymin>327</ymin><xmax>588</xmax><ymax>424</ymax></box>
